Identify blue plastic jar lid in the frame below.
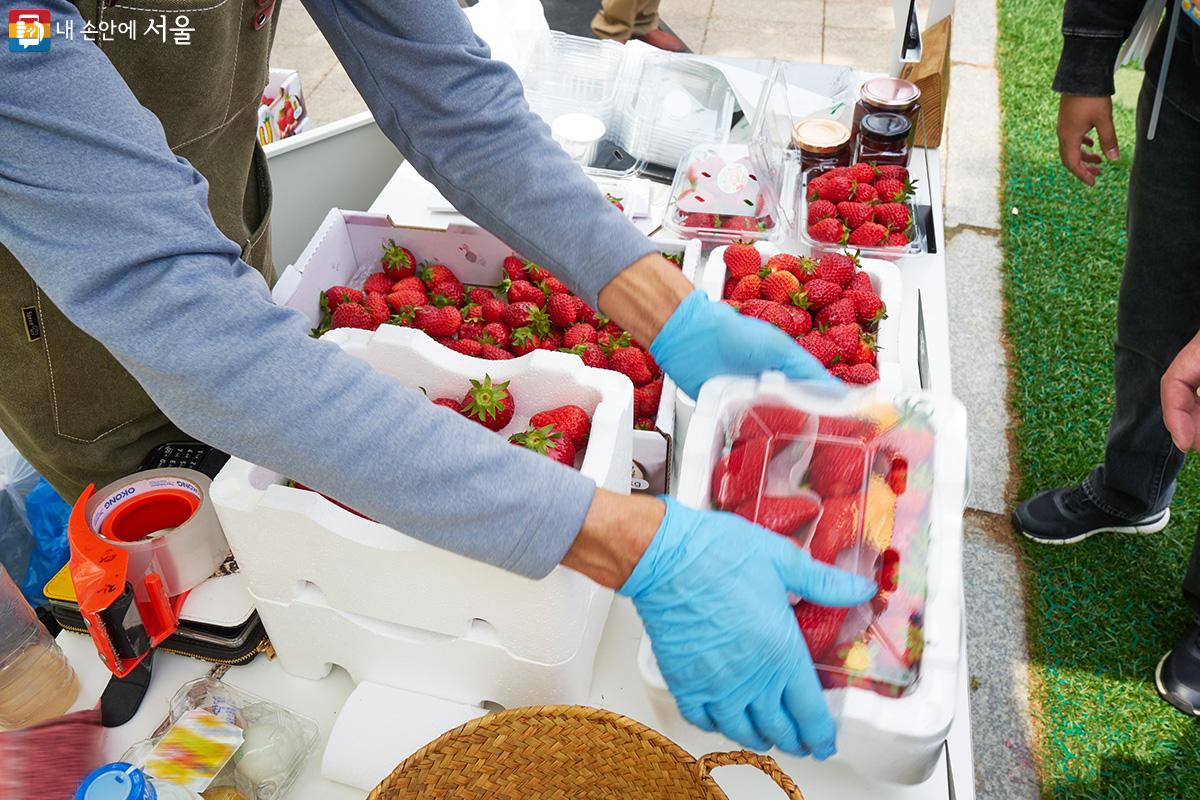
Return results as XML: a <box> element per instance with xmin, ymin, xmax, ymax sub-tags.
<box><xmin>74</xmin><ymin>763</ymin><xmax>156</xmax><ymax>800</ymax></box>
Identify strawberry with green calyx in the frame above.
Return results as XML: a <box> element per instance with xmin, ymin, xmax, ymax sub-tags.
<box><xmin>540</xmin><ymin>332</ymin><xmax>562</xmax><ymax>351</ymax></box>
<box><xmin>808</xmin><ymin>217</ymin><xmax>847</xmax><ymax>244</ymax></box>
<box><xmin>598</xmin><ymin>330</ymin><xmax>632</xmax><ymax>355</ymax></box>
<box><xmin>364</xmin><ymin>293</ymin><xmax>391</xmax><ymax>326</ymax></box>
<box><xmin>808</xmin><ymin>435</ymin><xmax>871</xmax><ymax>498</ymax></box>
<box><xmin>609</xmin><ymin>346</ymin><xmax>653</xmax><ymax>385</ymax></box>
<box><xmin>874</xmin><ymin>176</ymin><xmax>917</xmax><ymax>204</ymax></box>
<box><xmin>844</xmin><ymin>289</ymin><xmax>887</xmax><ymax>326</ymax></box>
<box><xmin>886</xmin><ymin>231</ymin><xmax>911</xmax><ymax>248</ymax></box>
<box><xmin>330</xmin><ymin>301</ymin><xmax>377</xmax><ymax>331</ymax></box>
<box><xmin>531</xmin><ymin>404</ymin><xmax>592</xmax><ymax>448</ymax></box>
<box><xmin>481</xmin><ymin>322</ymin><xmax>511</xmax><ymax>350</ymax></box>
<box><xmin>853</xmin><ymin>333</ymin><xmax>878</xmax><ymax>366</ymax></box>
<box><xmin>815</xmin><ymin>251</ymin><xmax>860</xmax><ymax>288</ymax></box>
<box><xmin>825</xmin><ymin>322</ymin><xmax>863</xmax><ymax>362</ymax></box>
<box><xmin>547</xmin><ymin>293</ymin><xmax>581</xmax><ymax>329</ymax></box>
<box><xmin>848</xmin><ymin>162</ymin><xmax>878</xmax><ymax>184</ymax></box>
<box><xmin>430</xmin><ymin>281</ymin><xmax>465</xmax><ymax>307</ymax></box>
<box><xmin>852</xmin><ymin>182</ymin><xmax>879</xmax><ymax>204</ymax></box>
<box><xmin>760</xmin><ymin>270</ymin><xmax>800</xmax><ymax>304</ymax></box>
<box><xmin>633</xmin><ymin>377</ymin><xmax>663</xmax><ymax>418</ymax></box>
<box><xmin>362</xmin><ymin>272</ymin><xmax>395</xmax><ymax>295</ymax></box>
<box><xmin>323</xmin><ymin>285</ymin><xmax>364</xmax><ymax>313</ymax></box>
<box><xmin>509</xmin><ymin>424</ymin><xmax>576</xmax><ymax>466</ymax></box>
<box><xmin>817</xmin><ymin>175</ymin><xmax>855</xmax><ymax>203</ymax></box>
<box><xmin>874</xmin><ymin>203</ymin><xmax>912</xmax><ymax>232</ymax></box>
<box><xmin>507</xmin><ymin>279</ymin><xmax>546</xmax><ymax>307</ymax></box>
<box><xmin>681</xmin><ymin>211</ymin><xmax>720</xmax><ymax>229</ymax></box>
<box><xmin>563</xmin><ymin>323</ymin><xmax>598</xmax><ymax>348</ymax></box>
<box><xmin>502</xmin><ymin>255</ymin><xmax>528</xmax><ymax>283</ymax></box>
<box><xmin>447</xmin><ymin>338</ymin><xmax>483</xmax><ymax>357</ymax></box>
<box><xmin>723</xmin><ymin>242</ymin><xmax>762</xmax><ymax>278</ymax></box>
<box><xmin>722</xmin><ymin>215</ymin><xmax>767</xmax><ymax>234</ymax></box>
<box><xmin>468</xmin><ymin>286</ymin><xmax>495</xmax><ymax>305</ymax></box>
<box><xmin>799</xmin><ymin>331</ymin><xmax>839</xmax><ymax>367</ymax></box>
<box><xmin>386</xmin><ymin>306</ymin><xmax>417</xmax><ymax>328</ymax></box>
<box><xmin>510</xmin><ymin>326</ymin><xmax>541</xmax><ymax>356</ymax></box>
<box><xmin>417</xmin><ymin>262</ymin><xmax>460</xmax><ymax>290</ymax></box>
<box><xmin>847</xmin><ymin>222</ymin><xmax>889</xmax><ymax>248</ymax></box>
<box><xmin>634</xmin><ymin>417</ymin><xmax>656</xmax><ymax>431</ymax></box>
<box><xmin>794</xmin><ymin>278</ymin><xmax>842</xmax><ymax>311</ymax></box>
<box><xmin>836</xmin><ymin>201</ymin><xmax>874</xmax><ymax>230</ymax></box>
<box><xmin>480</xmin><ymin>297</ymin><xmax>506</xmax><ymax>323</ymax></box>
<box><xmin>380</xmin><ymin>239</ymin><xmax>417</xmax><ymax>279</ymax></box>
<box><xmin>561</xmin><ymin>342</ymin><xmax>609</xmax><ymax>370</ymax></box>
<box><xmin>460</xmin><ymin>375</ymin><xmax>515</xmax><ymax>431</ymax></box>
<box><xmin>661</xmin><ymin>251</ymin><xmax>684</xmax><ymax>268</ymax></box>
<box><xmin>386</xmin><ymin>286</ymin><xmax>427</xmax><ymax>312</ymax></box>
<box><xmin>807</xmin><ymin>199</ymin><xmax>837</xmax><ymax>226</ymax></box>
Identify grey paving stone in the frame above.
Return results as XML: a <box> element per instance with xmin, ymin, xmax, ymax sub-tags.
<box><xmin>302</xmin><ymin>62</ymin><xmax>369</xmax><ymax>129</ymax></box>
<box><xmin>823</xmin><ymin>25</ymin><xmax>895</xmax><ymax>73</ymax></box>
<box><xmin>700</xmin><ymin>15</ymin><xmax>824</xmax><ymax>61</ymax></box>
<box><xmin>963</xmin><ymin>512</ymin><xmax>1041</xmax><ymax>800</ymax></box>
<box><xmin>946</xmin><ymin>229</ymin><xmax>1011</xmax><ymax>515</ymax></box>
<box><xmin>944</xmin><ymin>64</ymin><xmax>1001</xmax><ymax>230</ymax></box>
<box><xmin>949</xmin><ymin>0</ymin><xmax>997</xmax><ymax>67</ymax></box>
<box><xmin>823</xmin><ymin>0</ymin><xmax>896</xmax><ymax>32</ymax></box>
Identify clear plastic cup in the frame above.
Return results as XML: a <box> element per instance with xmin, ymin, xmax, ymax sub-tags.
<box><xmin>0</xmin><ymin>566</ymin><xmax>79</xmax><ymax>729</ymax></box>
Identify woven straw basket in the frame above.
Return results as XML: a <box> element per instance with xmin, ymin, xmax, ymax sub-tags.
<box><xmin>368</xmin><ymin>705</ymin><xmax>805</xmax><ymax>799</ymax></box>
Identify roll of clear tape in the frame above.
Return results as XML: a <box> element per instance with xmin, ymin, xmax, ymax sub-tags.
<box><xmin>84</xmin><ymin>468</ymin><xmax>230</xmax><ymax>598</ymax></box>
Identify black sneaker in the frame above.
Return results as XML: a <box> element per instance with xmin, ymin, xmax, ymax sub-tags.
<box><xmin>1156</xmin><ymin>624</ymin><xmax>1200</xmax><ymax>717</ymax></box>
<box><xmin>1012</xmin><ymin>485</ymin><xmax>1170</xmax><ymax>545</ymax></box>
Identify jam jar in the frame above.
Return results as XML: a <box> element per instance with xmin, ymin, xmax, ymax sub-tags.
<box><xmin>855</xmin><ymin>112</ymin><xmax>912</xmax><ymax>168</ymax></box>
<box><xmin>851</xmin><ymin>77</ymin><xmax>921</xmax><ymax>142</ymax></box>
<box><xmin>790</xmin><ymin>118</ymin><xmax>851</xmax><ymax>176</ymax></box>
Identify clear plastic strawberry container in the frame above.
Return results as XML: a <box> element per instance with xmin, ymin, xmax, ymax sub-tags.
<box><xmin>798</xmin><ymin>165</ymin><xmax>925</xmax><ymax>259</ymax></box>
<box><xmin>661</xmin><ymin>144</ymin><xmax>783</xmax><ymax>244</ymax></box>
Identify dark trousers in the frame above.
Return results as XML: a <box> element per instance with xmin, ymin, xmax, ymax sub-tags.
<box><xmin>1083</xmin><ymin>31</ymin><xmax>1200</xmax><ymax>615</ymax></box>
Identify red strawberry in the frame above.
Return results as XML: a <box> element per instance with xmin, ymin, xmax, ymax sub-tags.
<box><xmin>829</xmin><ymin>362</ymin><xmax>854</xmax><ymax>381</ymax></box>
<box><xmin>795</xmin><ymin>602</ymin><xmax>849</xmax><ymax>661</ymax></box>
<box><xmin>825</xmin><ymin>323</ymin><xmax>863</xmax><ymax>362</ymax></box>
<box><xmin>468</xmin><ymin>287</ymin><xmax>494</xmax><ymax>305</ymax></box>
<box><xmin>731</xmin><ymin>403</ymin><xmax>811</xmax><ymax>442</ymax></box>
<box><xmin>330</xmin><ymin>302</ymin><xmax>376</xmax><ymax>331</ymax></box>
<box><xmin>844</xmin><ymin>289</ymin><xmax>887</xmax><ymax>325</ymax></box>
<box><xmin>522</xmin><ymin>261</ymin><xmax>550</xmax><ymax>283</ymax></box>
<box><xmin>853</xmin><ymin>333</ymin><xmax>878</xmax><ymax>365</ymax></box>
<box><xmin>460</xmin><ymin>303</ymin><xmax>483</xmax><ymax>323</ymax></box>
<box><xmin>843</xmin><ymin>363</ymin><xmax>880</xmax><ymax>384</ymax></box>
<box><xmin>539</xmin><ymin>332</ymin><xmax>562</xmax><ymax>351</ymax></box>
<box><xmin>852</xmin><ymin>182</ymin><xmax>879</xmax><ymax>204</ymax></box>
<box><xmin>789</xmin><ymin>306</ymin><xmax>813</xmax><ymax>337</ymax></box>
<box><xmin>874</xmin><ymin>203</ymin><xmax>911</xmax><ymax>231</ymax></box>
<box><xmin>806</xmin><ymin>177</ymin><xmax>828</xmax><ymax>202</ymax></box>
<box><xmin>547</xmin><ymin>293</ymin><xmax>581</xmax><ymax>328</ymax></box>
<box><xmin>723</xmin><ymin>243</ymin><xmax>762</xmax><ymax>278</ymax></box>
<box><xmin>874</xmin><ymin>177</ymin><xmax>912</xmax><ymax>203</ymax></box>
<box><xmin>847</xmin><ymin>222</ymin><xmax>889</xmax><ymax>248</ymax></box>
<box><xmin>364</xmin><ymin>293</ymin><xmax>390</xmax><ymax>325</ymax></box>
<box><xmin>807</xmin><ymin>199</ymin><xmax>838</xmax><ymax>225</ymax></box>
<box><xmin>460</xmin><ymin>375</ymin><xmax>514</xmax><ymax>431</ymax></box>
<box><xmin>795</xmin><ymin>279</ymin><xmax>842</xmax><ymax>311</ymax></box>
<box><xmin>836</xmin><ymin>201</ymin><xmax>874</xmax><ymax>230</ymax></box>
<box><xmin>799</xmin><ymin>331</ymin><xmax>839</xmax><ymax>366</ymax></box>
<box><xmin>381</xmin><ymin>240</ymin><xmax>416</xmax><ymax>279</ymax></box>
<box><xmin>760</xmin><ymin>271</ymin><xmax>800</xmax><ymax>304</ymax></box>
<box><xmin>885</xmin><ymin>457</ymin><xmax>908</xmax><ymax>495</ymax></box>
<box><xmin>808</xmin><ymin>495</ymin><xmax>863</xmax><ymax>563</ymax></box>
<box><xmin>848</xmin><ymin>271</ymin><xmax>874</xmax><ymax>294</ymax></box>
<box><xmin>756</xmin><ymin>302</ymin><xmax>791</xmax><ymax>332</ymax></box>
<box><xmin>480</xmin><ymin>344</ymin><xmax>513</xmax><ymax>360</ymax></box>
<box><xmin>710</xmin><ymin>437</ymin><xmax>771</xmax><ymax>510</ymax></box>
<box><xmin>808</xmin><ymin>218</ymin><xmax>846</xmax><ymax>244</ymax></box>
<box><xmin>597</xmin><ymin>329</ymin><xmax>631</xmax><ymax>354</ymax></box>
<box><xmin>510</xmin><ymin>326</ymin><xmax>541</xmax><ymax>356</ymax></box>
<box><xmin>886</xmin><ymin>231</ymin><xmax>911</xmax><ymax>247</ymax></box>
<box><xmin>509</xmin><ymin>424</ymin><xmax>576</xmax><ymax>466</ymax></box>
<box><xmin>362</xmin><ymin>272</ymin><xmax>394</xmax><ymax>295</ymax></box>
<box><xmin>447</xmin><ymin>338</ymin><xmax>483</xmax><ymax>357</ymax></box>
<box><xmin>738</xmin><ymin>299</ymin><xmax>773</xmax><ymax>319</ymax></box>
<box><xmin>765</xmin><ymin>253</ymin><xmax>802</xmax><ymax>277</ymax></box>
<box><xmin>432</xmin><ymin>397</ymin><xmax>462</xmax><ymax>411</ymax></box>
<box><xmin>735</xmin><ymin>495</ymin><xmax>821</xmax><ymax>536</ymax></box>
<box><xmin>502</xmin><ymin>255</ymin><xmax>528</xmax><ymax>283</ymax></box>
<box><xmin>482</xmin><ymin>322</ymin><xmax>511</xmax><ymax>350</ymax></box>
<box><xmin>577</xmin><ymin>302</ymin><xmax>602</xmax><ymax>327</ymax></box>
<box><xmin>634</xmin><ymin>417</ymin><xmax>656</xmax><ymax>431</ymax></box>
<box><xmin>818</xmin><ymin>176</ymin><xmax>855</xmax><ymax>203</ymax></box>
<box><xmin>847</xmin><ymin>162</ymin><xmax>878</xmax><ymax>185</ymax></box>
<box><xmin>503</xmin><ymin>301</ymin><xmax>542</xmax><ymax>331</ymax></box>
<box><xmin>324</xmin><ymin>285</ymin><xmax>364</xmax><ymax>312</ymax></box>
<box><xmin>417</xmin><ymin>263</ymin><xmax>459</xmax><ymax>289</ymax></box>
<box><xmin>458</xmin><ymin>320</ymin><xmax>484</xmax><ymax>340</ymax></box>
<box><xmin>681</xmin><ymin>211</ymin><xmax>719</xmax><ymax>229</ymax></box>
<box><xmin>808</xmin><ymin>437</ymin><xmax>870</xmax><ymax>498</ymax></box>
<box><xmin>542</xmin><ymin>275</ymin><xmax>570</xmax><ymax>295</ymax></box>
<box><xmin>430</xmin><ymin>281</ymin><xmax>464</xmax><ymax>307</ymax></box>
<box><xmin>815</xmin><ymin>252</ymin><xmax>858</xmax><ymax>288</ymax></box>
<box><xmin>563</xmin><ymin>323</ymin><xmax>598</xmax><ymax>348</ymax></box>
<box><xmin>480</xmin><ymin>297</ymin><xmax>506</xmax><ymax>324</ymax></box>
<box><xmin>507</xmin><ymin>279</ymin><xmax>546</xmax><ymax>307</ymax></box>
<box><xmin>722</xmin><ymin>215</ymin><xmax>766</xmax><ymax>234</ymax></box>
<box><xmin>819</xmin><ymin>416</ymin><xmax>880</xmax><ymax>441</ymax></box>
<box><xmin>413</xmin><ymin>305</ymin><xmax>461</xmax><ymax>338</ymax></box>
<box><xmin>530</xmin><ymin>404</ymin><xmax>592</xmax><ymax>448</ymax></box>
<box><xmin>609</xmin><ymin>347</ymin><xmax>653</xmax><ymax>385</ymax></box>
<box><xmin>633</xmin><ymin>377</ymin><xmax>664</xmax><ymax>418</ymax></box>
<box><xmin>815</xmin><ymin>297</ymin><xmax>858</xmax><ymax>328</ymax></box>
<box><xmin>876</xmin><ymin>165</ymin><xmax>910</xmax><ymax>182</ymax></box>
<box><xmin>571</xmin><ymin>342</ymin><xmax>609</xmax><ymax>370</ymax></box>
<box><xmin>730</xmin><ymin>274</ymin><xmax>762</xmax><ymax>302</ymax></box>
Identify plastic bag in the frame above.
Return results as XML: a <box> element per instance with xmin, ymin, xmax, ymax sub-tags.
<box><xmin>22</xmin><ymin>478</ymin><xmax>71</xmax><ymax>605</ymax></box>
<box><xmin>0</xmin><ymin>431</ymin><xmax>41</xmax><ymax>597</ymax></box>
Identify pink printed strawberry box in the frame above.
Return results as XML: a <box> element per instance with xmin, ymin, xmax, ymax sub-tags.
<box><xmin>272</xmin><ymin>209</ymin><xmax>703</xmax><ymax>495</ymax></box>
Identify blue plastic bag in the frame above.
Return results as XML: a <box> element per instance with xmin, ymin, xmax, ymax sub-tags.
<box><xmin>0</xmin><ymin>432</ymin><xmax>70</xmax><ymax>606</ymax></box>
<box><xmin>22</xmin><ymin>478</ymin><xmax>71</xmax><ymax>605</ymax></box>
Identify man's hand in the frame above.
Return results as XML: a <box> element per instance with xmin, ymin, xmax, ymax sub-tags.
<box><xmin>1162</xmin><ymin>329</ymin><xmax>1200</xmax><ymax>451</ymax></box>
<box><xmin>1058</xmin><ymin>95</ymin><xmax>1119</xmax><ymax>186</ymax></box>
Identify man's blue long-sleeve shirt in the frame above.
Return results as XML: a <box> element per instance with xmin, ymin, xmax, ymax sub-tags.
<box><xmin>0</xmin><ymin>0</ymin><xmax>657</xmax><ymax>577</ymax></box>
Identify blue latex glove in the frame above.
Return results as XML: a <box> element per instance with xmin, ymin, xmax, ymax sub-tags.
<box><xmin>621</xmin><ymin>497</ymin><xmax>876</xmax><ymax>759</ymax></box>
<box><xmin>650</xmin><ymin>290</ymin><xmax>835</xmax><ymax>399</ymax></box>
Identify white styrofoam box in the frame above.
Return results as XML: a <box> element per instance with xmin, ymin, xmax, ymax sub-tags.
<box><xmin>272</xmin><ymin>210</ymin><xmax>697</xmax><ymax>495</ymax></box>
<box><xmin>250</xmin><ymin>582</ymin><xmax>610</xmax><ymax>709</ymax></box>
<box><xmin>648</xmin><ymin>373</ymin><xmax>968</xmax><ymax>784</ymax></box>
<box><xmin>211</xmin><ymin>324</ymin><xmax>632</xmax><ymax>675</ymax></box>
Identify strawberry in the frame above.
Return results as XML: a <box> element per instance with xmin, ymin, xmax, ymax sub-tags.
<box><xmin>737</xmin><ymin>299</ymin><xmax>773</xmax><ymax>319</ymax></box>
<box><xmin>844</xmin><ymin>289</ymin><xmax>887</xmax><ymax>325</ymax></box>
<box><xmin>609</xmin><ymin>347</ymin><xmax>653</xmax><ymax>385</ymax></box>
<box><xmin>417</xmin><ymin>263</ymin><xmax>460</xmax><ymax>289</ymax></box>
<box><xmin>458</xmin><ymin>320</ymin><xmax>484</xmax><ymax>340</ymax></box>
<box><xmin>510</xmin><ymin>424</ymin><xmax>576</xmax><ymax>466</ymax></box>
<box><xmin>874</xmin><ymin>177</ymin><xmax>913</xmax><ymax>203</ymax></box>
<box><xmin>547</xmin><ymin>293</ymin><xmax>581</xmax><ymax>328</ymax></box>
<box><xmin>502</xmin><ymin>255</ymin><xmax>528</xmax><ymax>283</ymax></box>
<box><xmin>730</xmin><ymin>274</ymin><xmax>762</xmax><ymax>302</ymax></box>
<box><xmin>825</xmin><ymin>323</ymin><xmax>863</xmax><ymax>362</ymax></box>
<box><xmin>848</xmin><ymin>162</ymin><xmax>878</xmax><ymax>185</ymax></box>
<box><xmin>874</xmin><ymin>203</ymin><xmax>911</xmax><ymax>231</ymax></box>
<box><xmin>853</xmin><ymin>333</ymin><xmax>878</xmax><ymax>365</ymax></box>
<box><xmin>460</xmin><ymin>375</ymin><xmax>514</xmax><ymax>431</ymax></box>
<box><xmin>324</xmin><ymin>285</ymin><xmax>364</xmax><ymax>312</ymax></box>
<box><xmin>530</xmin><ymin>404</ymin><xmax>592</xmax><ymax>448</ymax></box>
<box><xmin>597</xmin><ymin>329</ymin><xmax>631</xmax><ymax>354</ymax></box>
<box><xmin>681</xmin><ymin>211</ymin><xmax>719</xmax><ymax>229</ymax></box>
<box><xmin>710</xmin><ymin>437</ymin><xmax>771</xmax><ymax>510</ymax></box>
<box><xmin>852</xmin><ymin>182</ymin><xmax>879</xmax><ymax>204</ymax></box>
<box><xmin>886</xmin><ymin>231</ymin><xmax>911</xmax><ymax>247</ymax></box>
<box><xmin>468</xmin><ymin>287</ymin><xmax>494</xmax><ymax>305</ymax></box>
<box><xmin>824</xmin><ymin>166</ymin><xmax>851</xmax><ymax>180</ymax></box>
<box><xmin>815</xmin><ymin>297</ymin><xmax>858</xmax><ymax>328</ymax></box>
<box><xmin>807</xmin><ymin>199</ymin><xmax>837</xmax><ymax>225</ymax></box>
<box><xmin>661</xmin><ymin>250</ymin><xmax>685</xmax><ymax>269</ymax></box>
<box><xmin>563</xmin><ymin>323</ymin><xmax>598</xmax><ymax>348</ymax></box>
<box><xmin>447</xmin><ymin>338</ymin><xmax>483</xmax><ymax>357</ymax></box>
<box><xmin>362</xmin><ymin>272</ymin><xmax>395</xmax><ymax>295</ymax></box>
<box><xmin>460</xmin><ymin>303</ymin><xmax>483</xmax><ymax>323</ymax></box>
<box><xmin>808</xmin><ymin>495</ymin><xmax>863</xmax><ymax>563</ymax></box>
<box><xmin>364</xmin><ymin>293</ymin><xmax>391</xmax><ymax>325</ymax></box>
<box><xmin>794</xmin><ymin>602</ymin><xmax>849</xmax><ymax>661</ymax></box>
<box><xmin>876</xmin><ymin>165</ymin><xmax>909</xmax><ymax>182</ymax></box>
<box><xmin>432</xmin><ymin>397</ymin><xmax>462</xmax><ymax>411</ymax></box>
<box><xmin>723</xmin><ymin>243</ymin><xmax>762</xmax><ymax>278</ymax></box>
<box><xmin>829</xmin><ymin>362</ymin><xmax>854</xmax><ymax>381</ymax></box>
<box><xmin>481</xmin><ymin>322</ymin><xmax>512</xmax><ymax>350</ymax></box>
<box><xmin>756</xmin><ymin>302</ymin><xmax>790</xmax><ymax>332</ymax></box>
<box><xmin>795</xmin><ymin>279</ymin><xmax>842</xmax><ymax>311</ymax></box>
<box><xmin>522</xmin><ymin>261</ymin><xmax>550</xmax><ymax>283</ymax></box>
<box><xmin>789</xmin><ymin>306</ymin><xmax>813</xmax><ymax>337</ymax></box>
<box><xmin>809</xmin><ymin>435</ymin><xmax>870</xmax><ymax>498</ymax></box>
<box><xmin>735</xmin><ymin>495</ymin><xmax>821</xmax><ymax>536</ymax></box>
<box><xmin>836</xmin><ymin>201</ymin><xmax>874</xmax><ymax>230</ymax></box>
<box><xmin>633</xmin><ymin>377</ymin><xmax>664</xmax><ymax>418</ymax></box>
<box><xmin>723</xmin><ymin>299</ymin><xmax>742</xmax><ymax>312</ymax></box>
<box><xmin>413</xmin><ymin>305</ymin><xmax>461</xmax><ymax>338</ymax></box>
<box><xmin>507</xmin><ymin>279</ymin><xmax>546</xmax><ymax>307</ymax></box>
<box><xmin>570</xmin><ymin>342</ymin><xmax>609</xmax><ymax>370</ymax></box>
<box><xmin>503</xmin><ymin>301</ymin><xmax>541</xmax><ymax>331</ymax></box>
<box><xmin>818</xmin><ymin>176</ymin><xmax>855</xmax><ymax>204</ymax></box>
<box><xmin>816</xmin><ymin>252</ymin><xmax>859</xmax><ymax>288</ymax></box>
<box><xmin>808</xmin><ymin>218</ymin><xmax>846</xmax><ymax>244</ymax></box>
<box><xmin>606</xmin><ymin>193</ymin><xmax>625</xmax><ymax>212</ymax></box>
<box><xmin>765</xmin><ymin>253</ymin><xmax>802</xmax><ymax>277</ymax></box>
<box><xmin>577</xmin><ymin>303</ymin><xmax>602</xmax><ymax>327</ymax></box>
<box><xmin>884</xmin><ymin>457</ymin><xmax>908</xmax><ymax>495</ymax></box>
<box><xmin>799</xmin><ymin>331</ymin><xmax>839</xmax><ymax>366</ymax></box>
<box><xmin>480</xmin><ymin>297</ymin><xmax>507</xmax><ymax>323</ymax></box>
<box><xmin>847</xmin><ymin>222</ymin><xmax>889</xmax><ymax>248</ymax></box>
<box><xmin>330</xmin><ymin>302</ymin><xmax>376</xmax><ymax>330</ymax></box>
<box><xmin>760</xmin><ymin>270</ymin><xmax>800</xmax><ymax>304</ymax></box>
<box><xmin>731</xmin><ymin>403</ymin><xmax>811</xmax><ymax>441</ymax></box>
<box><xmin>540</xmin><ymin>332</ymin><xmax>562</xmax><ymax>351</ymax></box>
<box><xmin>430</xmin><ymin>281</ymin><xmax>464</xmax><ymax>307</ymax></box>
<box><xmin>380</xmin><ymin>240</ymin><xmax>417</xmax><ymax>279</ymax></box>
<box><xmin>634</xmin><ymin>417</ymin><xmax>656</xmax><ymax>431</ymax></box>
<box><xmin>848</xmin><ymin>272</ymin><xmax>873</xmax><ymax>294</ymax></box>
<box><xmin>480</xmin><ymin>344</ymin><xmax>513</xmax><ymax>360</ymax></box>
<box><xmin>806</xmin><ymin>177</ymin><xmax>828</xmax><ymax>202</ymax></box>
<box><xmin>819</xmin><ymin>416</ymin><xmax>880</xmax><ymax>442</ymax></box>
<box><xmin>722</xmin><ymin>215</ymin><xmax>766</xmax><ymax>233</ymax></box>
<box><xmin>542</xmin><ymin>276</ymin><xmax>570</xmax><ymax>295</ymax></box>
<box><xmin>843</xmin><ymin>363</ymin><xmax>880</xmax><ymax>384</ymax></box>
<box><xmin>510</xmin><ymin>326</ymin><xmax>541</xmax><ymax>355</ymax></box>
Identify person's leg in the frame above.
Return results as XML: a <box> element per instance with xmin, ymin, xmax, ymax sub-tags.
<box><xmin>1156</xmin><ymin>523</ymin><xmax>1200</xmax><ymax>716</ymax></box>
<box><xmin>591</xmin><ymin>0</ymin><xmax>642</xmax><ymax>41</ymax></box>
<box><xmin>631</xmin><ymin>0</ymin><xmax>663</xmax><ymax>36</ymax></box>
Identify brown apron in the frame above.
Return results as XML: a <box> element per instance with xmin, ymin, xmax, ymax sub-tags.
<box><xmin>0</xmin><ymin>0</ymin><xmax>280</xmax><ymax>500</ymax></box>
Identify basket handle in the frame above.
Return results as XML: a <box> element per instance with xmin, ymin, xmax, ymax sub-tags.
<box><xmin>696</xmin><ymin>750</ymin><xmax>805</xmax><ymax>799</ymax></box>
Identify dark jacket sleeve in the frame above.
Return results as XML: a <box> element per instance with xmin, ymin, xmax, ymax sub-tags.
<box><xmin>1052</xmin><ymin>0</ymin><xmax>1151</xmax><ymax>96</ymax></box>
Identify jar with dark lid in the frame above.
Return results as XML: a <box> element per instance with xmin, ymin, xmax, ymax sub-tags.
<box><xmin>790</xmin><ymin>118</ymin><xmax>851</xmax><ymax>176</ymax></box>
<box><xmin>851</xmin><ymin>77</ymin><xmax>921</xmax><ymax>140</ymax></box>
<box><xmin>855</xmin><ymin>112</ymin><xmax>911</xmax><ymax>168</ymax></box>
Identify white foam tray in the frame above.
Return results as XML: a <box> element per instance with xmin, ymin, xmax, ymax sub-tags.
<box><xmin>210</xmin><ymin>324</ymin><xmax>633</xmax><ymax>703</ymax></box>
<box><xmin>652</xmin><ymin>372</ymin><xmax>967</xmax><ymax>785</ymax></box>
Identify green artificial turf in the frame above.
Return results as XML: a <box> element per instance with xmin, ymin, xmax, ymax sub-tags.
<box><xmin>999</xmin><ymin>2</ymin><xmax>1200</xmax><ymax>798</ymax></box>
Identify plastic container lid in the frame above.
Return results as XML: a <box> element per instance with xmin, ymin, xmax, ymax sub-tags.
<box><xmin>74</xmin><ymin>764</ymin><xmax>155</xmax><ymax>800</ymax></box>
<box><xmin>619</xmin><ymin>55</ymin><xmax>734</xmax><ymax>169</ymax></box>
<box><xmin>860</xmin><ymin>112</ymin><xmax>913</xmax><ymax>141</ymax></box>
<box><xmin>662</xmin><ymin>144</ymin><xmax>779</xmax><ymax>243</ymax></box>
<box><xmin>859</xmin><ymin>77</ymin><xmax>921</xmax><ymax>110</ymax></box>
<box><xmin>791</xmin><ymin>119</ymin><xmax>851</xmax><ymax>153</ymax></box>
